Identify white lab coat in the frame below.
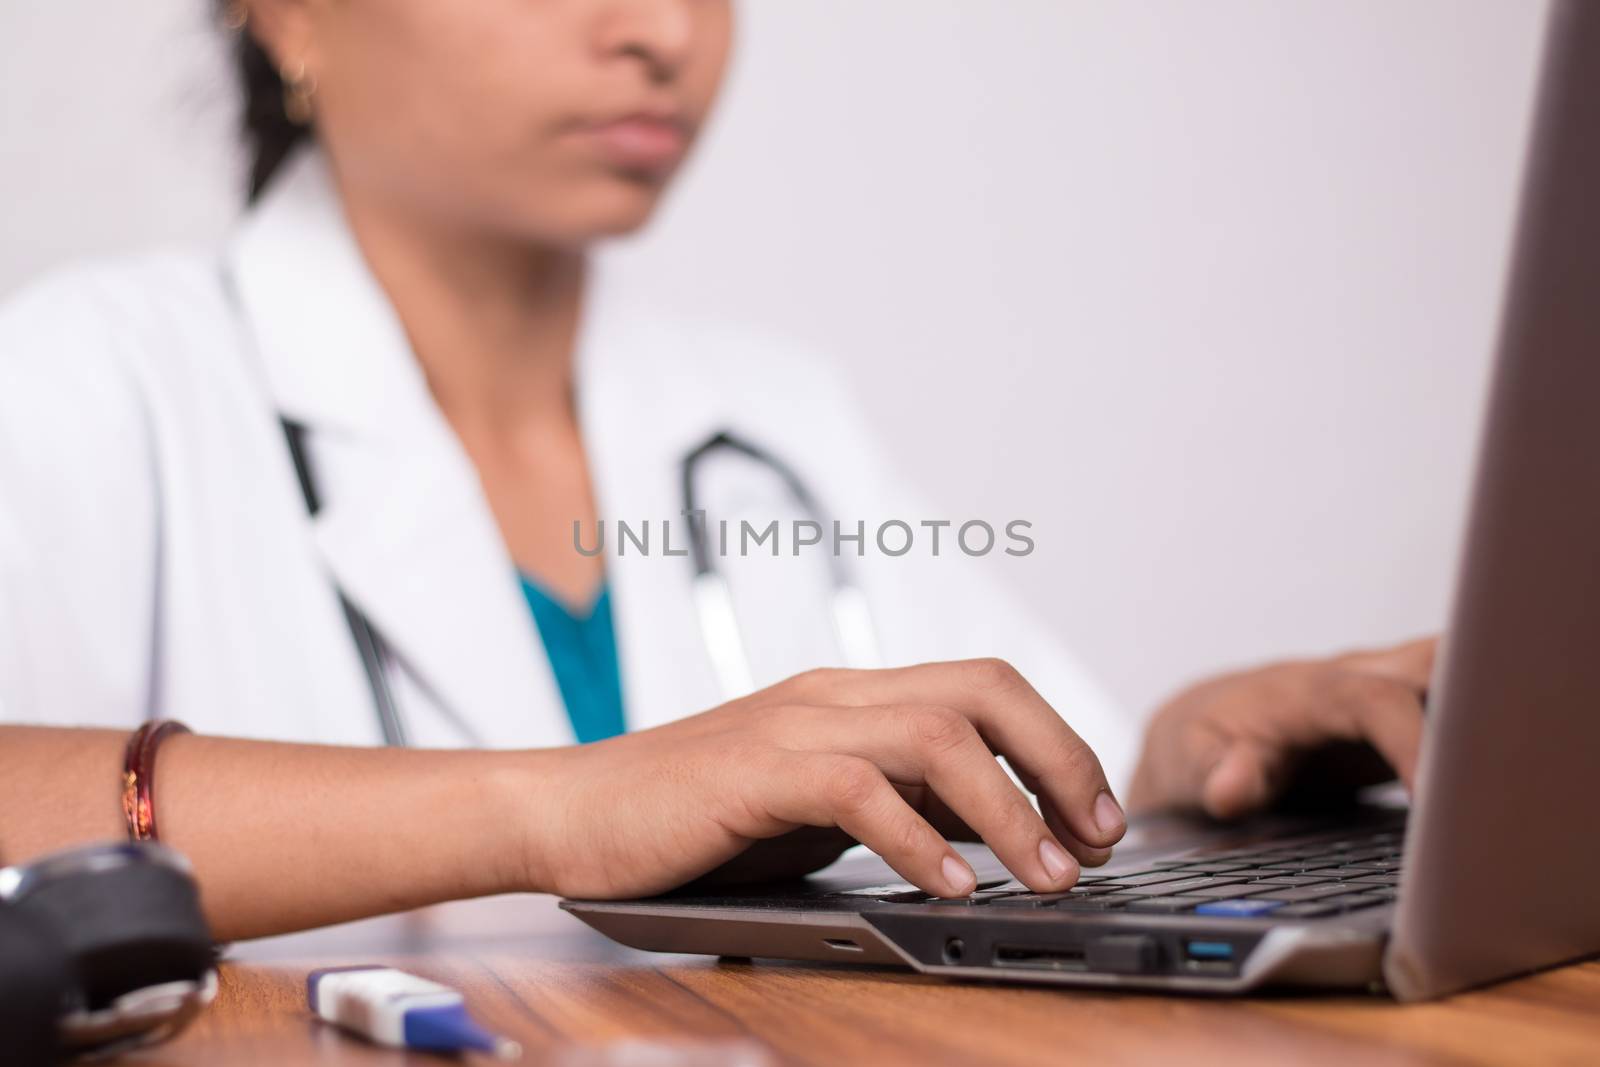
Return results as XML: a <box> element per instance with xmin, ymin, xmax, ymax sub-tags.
<box><xmin>0</xmin><ymin>150</ymin><xmax>1136</xmax><ymax>788</ymax></box>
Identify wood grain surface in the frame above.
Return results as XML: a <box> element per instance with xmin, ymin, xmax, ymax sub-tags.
<box><xmin>135</xmin><ymin>894</ymin><xmax>1600</xmax><ymax>1067</ymax></box>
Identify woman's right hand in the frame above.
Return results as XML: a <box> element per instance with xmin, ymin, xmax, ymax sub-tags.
<box><xmin>522</xmin><ymin>659</ymin><xmax>1127</xmax><ymax>901</ymax></box>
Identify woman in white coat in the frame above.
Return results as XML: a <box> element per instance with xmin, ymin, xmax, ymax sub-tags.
<box><xmin>0</xmin><ymin>0</ymin><xmax>1433</xmax><ymax>941</ymax></box>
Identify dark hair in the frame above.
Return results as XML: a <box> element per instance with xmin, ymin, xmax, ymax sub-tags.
<box><xmin>219</xmin><ymin>5</ymin><xmax>310</xmax><ymax>201</ymax></box>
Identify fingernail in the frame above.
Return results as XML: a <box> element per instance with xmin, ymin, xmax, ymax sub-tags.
<box><xmin>1038</xmin><ymin>839</ymin><xmax>1076</xmax><ymax>883</ymax></box>
<box><xmin>941</xmin><ymin>854</ymin><xmax>977</xmax><ymax>896</ymax></box>
<box><xmin>1094</xmin><ymin>791</ymin><xmax>1126</xmax><ymax>837</ymax></box>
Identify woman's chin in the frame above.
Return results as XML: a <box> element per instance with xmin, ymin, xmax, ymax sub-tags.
<box><xmin>502</xmin><ymin>180</ymin><xmax>673</xmax><ymax>246</ymax></box>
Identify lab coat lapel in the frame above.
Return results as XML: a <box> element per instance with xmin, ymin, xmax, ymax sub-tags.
<box><xmin>306</xmin><ymin>431</ymin><xmax>564</xmax><ymax>750</ymax></box>
<box><xmin>228</xmin><ymin>151</ymin><xmax>569</xmax><ymax>750</ymax></box>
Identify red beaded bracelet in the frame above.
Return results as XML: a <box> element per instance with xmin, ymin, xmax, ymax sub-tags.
<box><xmin>121</xmin><ymin>720</ymin><xmax>192</xmax><ymax>842</ymax></box>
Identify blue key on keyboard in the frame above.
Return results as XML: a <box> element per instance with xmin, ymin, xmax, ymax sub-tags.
<box><xmin>1194</xmin><ymin>899</ymin><xmax>1285</xmax><ymax>917</ymax></box>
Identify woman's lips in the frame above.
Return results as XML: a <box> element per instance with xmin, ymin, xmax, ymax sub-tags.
<box><xmin>578</xmin><ymin>115</ymin><xmax>689</xmax><ymax>175</ymax></box>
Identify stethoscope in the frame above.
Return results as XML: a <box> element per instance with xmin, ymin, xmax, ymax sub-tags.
<box><xmin>280</xmin><ymin>422</ymin><xmax>881</xmax><ymax>747</ymax></box>
<box><xmin>681</xmin><ymin>431</ymin><xmax>882</xmax><ymax>698</ymax></box>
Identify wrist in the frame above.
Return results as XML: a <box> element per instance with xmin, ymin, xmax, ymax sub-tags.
<box><xmin>483</xmin><ymin>746</ymin><xmax>574</xmax><ymax>896</ymax></box>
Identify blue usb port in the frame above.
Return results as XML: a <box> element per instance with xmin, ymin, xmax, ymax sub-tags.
<box><xmin>1184</xmin><ymin>940</ymin><xmax>1235</xmax><ymax>962</ymax></box>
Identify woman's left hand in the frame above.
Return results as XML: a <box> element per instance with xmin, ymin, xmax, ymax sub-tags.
<box><xmin>1126</xmin><ymin>637</ymin><xmax>1436</xmax><ymax>819</ymax></box>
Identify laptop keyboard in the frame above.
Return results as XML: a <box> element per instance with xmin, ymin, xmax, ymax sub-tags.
<box><xmin>845</xmin><ymin>822</ymin><xmax>1404</xmax><ymax>921</ymax></box>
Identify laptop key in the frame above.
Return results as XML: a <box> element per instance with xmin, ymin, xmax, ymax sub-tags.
<box><xmin>1118</xmin><ymin>875</ymin><xmax>1251</xmax><ymax>897</ymax></box>
<box><xmin>907</xmin><ymin>883</ymin><xmax>1016</xmax><ymax>903</ymax></box>
<box><xmin>1247</xmin><ymin>883</ymin><xmax>1361</xmax><ymax>903</ymax></box>
<box><xmin>1122</xmin><ymin>898</ymin><xmax>1199</xmax><ymax>914</ymax></box>
<box><xmin>1270</xmin><ymin>902</ymin><xmax>1343</xmax><ymax>918</ymax></box>
<box><xmin>1065</xmin><ymin>883</ymin><xmax>1135</xmax><ymax>896</ymax></box>
<box><xmin>1248</xmin><ymin>875</ymin><xmax>1334</xmax><ymax>887</ymax></box>
<box><xmin>1051</xmin><ymin>896</ymin><xmax>1131</xmax><ymax>910</ymax></box>
<box><xmin>1339</xmin><ymin>848</ymin><xmax>1401</xmax><ymax>863</ymax></box>
<box><xmin>1090</xmin><ymin>870</ymin><xmax>1215</xmax><ymax>888</ymax></box>
<box><xmin>1169</xmin><ymin>883</ymin><xmax>1278</xmax><ymax>899</ymax></box>
<box><xmin>1320</xmin><ymin>892</ymin><xmax>1390</xmax><ymax>911</ymax></box>
<box><xmin>922</xmin><ymin>889</ymin><xmax>1023</xmax><ymax>906</ymax></box>
<box><xmin>987</xmin><ymin>892</ymin><xmax>1078</xmax><ymax>908</ymax></box>
<box><xmin>1193</xmin><ymin>899</ymin><xmax>1285</xmax><ymax>918</ymax></box>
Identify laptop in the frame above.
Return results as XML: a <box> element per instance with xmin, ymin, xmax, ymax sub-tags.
<box><xmin>563</xmin><ymin>0</ymin><xmax>1600</xmax><ymax>1001</ymax></box>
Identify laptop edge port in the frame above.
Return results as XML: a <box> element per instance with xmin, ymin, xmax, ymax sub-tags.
<box><xmin>1183</xmin><ymin>939</ymin><xmax>1237</xmax><ymax>974</ymax></box>
<box><xmin>993</xmin><ymin>945</ymin><xmax>1088</xmax><ymax>971</ymax></box>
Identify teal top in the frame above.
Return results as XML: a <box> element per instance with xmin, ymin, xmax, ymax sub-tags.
<box><xmin>518</xmin><ymin>576</ymin><xmax>626</xmax><ymax>744</ymax></box>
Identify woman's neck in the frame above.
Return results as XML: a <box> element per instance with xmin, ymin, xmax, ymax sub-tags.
<box><xmin>335</xmin><ymin>182</ymin><xmax>607</xmax><ymax>607</ymax></box>
<box><xmin>340</xmin><ymin>190</ymin><xmax>588</xmax><ymax>434</ymax></box>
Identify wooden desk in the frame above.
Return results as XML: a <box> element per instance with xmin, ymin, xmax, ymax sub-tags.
<box><xmin>145</xmin><ymin>894</ymin><xmax>1599</xmax><ymax>1066</ymax></box>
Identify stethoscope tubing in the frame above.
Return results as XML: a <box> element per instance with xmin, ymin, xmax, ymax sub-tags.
<box><xmin>274</xmin><ymin>417</ymin><xmax>882</xmax><ymax>743</ymax></box>
<box><xmin>681</xmin><ymin>430</ymin><xmax>882</xmax><ymax>700</ymax></box>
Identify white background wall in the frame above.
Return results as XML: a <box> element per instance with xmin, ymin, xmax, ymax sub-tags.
<box><xmin>0</xmin><ymin>2</ymin><xmax>1548</xmax><ymax>719</ymax></box>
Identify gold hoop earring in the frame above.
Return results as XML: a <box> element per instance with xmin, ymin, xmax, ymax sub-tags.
<box><xmin>281</xmin><ymin>60</ymin><xmax>317</xmax><ymax>126</ymax></box>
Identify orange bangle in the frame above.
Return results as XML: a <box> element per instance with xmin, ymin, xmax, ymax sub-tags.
<box><xmin>121</xmin><ymin>720</ymin><xmax>192</xmax><ymax>842</ymax></box>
